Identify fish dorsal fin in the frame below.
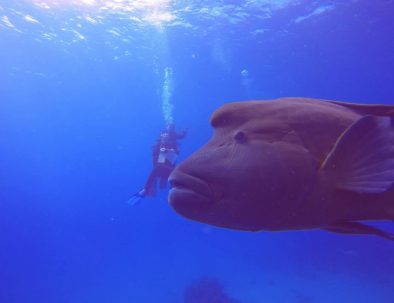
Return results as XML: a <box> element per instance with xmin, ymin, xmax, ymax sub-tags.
<box><xmin>328</xmin><ymin>100</ymin><xmax>394</xmax><ymax>116</ymax></box>
<box><xmin>321</xmin><ymin>115</ymin><xmax>394</xmax><ymax>194</ymax></box>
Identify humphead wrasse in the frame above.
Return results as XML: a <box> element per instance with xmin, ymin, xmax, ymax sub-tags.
<box><xmin>168</xmin><ymin>98</ymin><xmax>394</xmax><ymax>240</ymax></box>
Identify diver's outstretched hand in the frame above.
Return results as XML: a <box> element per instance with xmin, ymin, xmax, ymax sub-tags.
<box><xmin>127</xmin><ymin>189</ymin><xmax>146</xmax><ymax>206</ymax></box>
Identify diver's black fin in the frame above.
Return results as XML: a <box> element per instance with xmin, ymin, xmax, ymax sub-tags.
<box><xmin>324</xmin><ymin>221</ymin><xmax>394</xmax><ymax>241</ymax></box>
<box><xmin>320</xmin><ymin>115</ymin><xmax>394</xmax><ymax>194</ymax></box>
<box><xmin>127</xmin><ymin>190</ymin><xmax>146</xmax><ymax>206</ymax></box>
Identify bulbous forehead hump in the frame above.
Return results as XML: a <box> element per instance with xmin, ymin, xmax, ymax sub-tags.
<box><xmin>210</xmin><ymin>101</ymin><xmax>264</xmax><ymax>128</ymax></box>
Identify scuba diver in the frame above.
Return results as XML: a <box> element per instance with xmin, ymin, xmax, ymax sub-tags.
<box><xmin>128</xmin><ymin>123</ymin><xmax>187</xmax><ymax>205</ymax></box>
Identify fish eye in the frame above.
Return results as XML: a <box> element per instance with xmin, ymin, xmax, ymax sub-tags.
<box><xmin>234</xmin><ymin>131</ymin><xmax>247</xmax><ymax>143</ymax></box>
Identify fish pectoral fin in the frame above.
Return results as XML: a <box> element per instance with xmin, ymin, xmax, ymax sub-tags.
<box><xmin>320</xmin><ymin>115</ymin><xmax>394</xmax><ymax>194</ymax></box>
<box><xmin>324</xmin><ymin>221</ymin><xmax>394</xmax><ymax>241</ymax></box>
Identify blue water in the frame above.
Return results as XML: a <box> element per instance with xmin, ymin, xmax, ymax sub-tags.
<box><xmin>1</xmin><ymin>1</ymin><xmax>394</xmax><ymax>302</ymax></box>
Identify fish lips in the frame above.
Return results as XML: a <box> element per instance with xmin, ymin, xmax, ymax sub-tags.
<box><xmin>168</xmin><ymin>169</ymin><xmax>214</xmax><ymax>218</ymax></box>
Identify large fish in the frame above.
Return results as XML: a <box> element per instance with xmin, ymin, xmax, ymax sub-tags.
<box><xmin>168</xmin><ymin>98</ymin><xmax>394</xmax><ymax>240</ymax></box>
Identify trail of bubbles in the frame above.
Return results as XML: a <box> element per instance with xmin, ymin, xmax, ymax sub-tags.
<box><xmin>161</xmin><ymin>66</ymin><xmax>173</xmax><ymax>125</ymax></box>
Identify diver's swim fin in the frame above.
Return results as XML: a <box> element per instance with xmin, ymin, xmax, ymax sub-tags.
<box><xmin>127</xmin><ymin>190</ymin><xmax>146</xmax><ymax>206</ymax></box>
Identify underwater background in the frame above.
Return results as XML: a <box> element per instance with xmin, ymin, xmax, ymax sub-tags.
<box><xmin>1</xmin><ymin>0</ymin><xmax>394</xmax><ymax>302</ymax></box>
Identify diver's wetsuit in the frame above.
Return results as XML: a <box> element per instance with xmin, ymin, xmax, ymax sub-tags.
<box><xmin>142</xmin><ymin>128</ymin><xmax>187</xmax><ymax>196</ymax></box>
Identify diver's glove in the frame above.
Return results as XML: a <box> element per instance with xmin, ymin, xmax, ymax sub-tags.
<box><xmin>127</xmin><ymin>189</ymin><xmax>146</xmax><ymax>206</ymax></box>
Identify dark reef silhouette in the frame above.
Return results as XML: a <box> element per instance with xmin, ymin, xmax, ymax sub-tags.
<box><xmin>184</xmin><ymin>277</ymin><xmax>240</xmax><ymax>303</ymax></box>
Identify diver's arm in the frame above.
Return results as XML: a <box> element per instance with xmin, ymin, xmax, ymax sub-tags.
<box><xmin>176</xmin><ymin>128</ymin><xmax>188</xmax><ymax>139</ymax></box>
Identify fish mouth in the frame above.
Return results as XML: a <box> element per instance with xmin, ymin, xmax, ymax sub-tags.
<box><xmin>168</xmin><ymin>169</ymin><xmax>213</xmax><ymax>216</ymax></box>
